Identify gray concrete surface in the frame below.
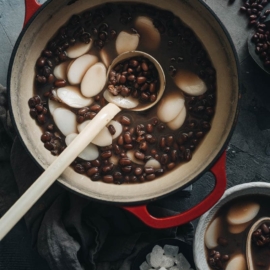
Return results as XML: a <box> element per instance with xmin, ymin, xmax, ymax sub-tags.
<box><xmin>0</xmin><ymin>0</ymin><xmax>24</xmax><ymax>86</ymax></box>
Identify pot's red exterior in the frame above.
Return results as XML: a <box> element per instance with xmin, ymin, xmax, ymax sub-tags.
<box><xmin>123</xmin><ymin>152</ymin><xmax>227</xmax><ymax>229</ymax></box>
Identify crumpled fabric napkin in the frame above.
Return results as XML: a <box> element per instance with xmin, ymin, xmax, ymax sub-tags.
<box><xmin>0</xmin><ymin>84</ymin><xmax>18</xmax><ymax>215</ymax></box>
<box><xmin>0</xmin><ymin>84</ymin><xmax>193</xmax><ymax>270</ymax></box>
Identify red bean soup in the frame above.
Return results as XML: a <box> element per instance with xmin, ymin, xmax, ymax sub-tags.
<box><xmin>27</xmin><ymin>3</ymin><xmax>216</xmax><ymax>184</ymax></box>
<box><xmin>205</xmin><ymin>195</ymin><xmax>270</xmax><ymax>270</ymax></box>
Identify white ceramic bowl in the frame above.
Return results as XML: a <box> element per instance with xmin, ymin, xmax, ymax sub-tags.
<box><xmin>193</xmin><ymin>182</ymin><xmax>270</xmax><ymax>270</ymax></box>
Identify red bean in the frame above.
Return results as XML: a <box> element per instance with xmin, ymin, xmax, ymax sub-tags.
<box><xmin>87</xmin><ymin>167</ymin><xmax>99</xmax><ymax>176</ymax></box>
<box><xmin>103</xmin><ymin>175</ymin><xmax>114</xmax><ymax>183</ymax></box>
<box><xmin>146</xmin><ymin>174</ymin><xmax>155</xmax><ymax>180</ymax></box>
<box><xmin>119</xmin><ymin>158</ymin><xmax>131</xmax><ymax>166</ymax></box>
<box><xmin>135</xmin><ymin>151</ymin><xmax>145</xmax><ymax>160</ymax></box>
<box><xmin>120</xmin><ymin>116</ymin><xmax>131</xmax><ymax>125</ymax></box>
<box><xmin>54</xmin><ymin>79</ymin><xmax>67</xmax><ymax>87</ymax></box>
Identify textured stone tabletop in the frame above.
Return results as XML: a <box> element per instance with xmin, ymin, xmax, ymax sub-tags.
<box><xmin>1</xmin><ymin>0</ymin><xmax>270</xmax><ymax>269</ymax></box>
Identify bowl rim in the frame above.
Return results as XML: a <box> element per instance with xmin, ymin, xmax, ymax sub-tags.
<box><xmin>193</xmin><ymin>182</ymin><xmax>270</xmax><ymax>270</ymax></box>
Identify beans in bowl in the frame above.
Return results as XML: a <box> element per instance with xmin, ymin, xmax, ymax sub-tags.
<box><xmin>27</xmin><ymin>3</ymin><xmax>216</xmax><ymax>184</ymax></box>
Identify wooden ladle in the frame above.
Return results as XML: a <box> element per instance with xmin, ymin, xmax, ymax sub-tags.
<box><xmin>246</xmin><ymin>217</ymin><xmax>270</xmax><ymax>270</ymax></box>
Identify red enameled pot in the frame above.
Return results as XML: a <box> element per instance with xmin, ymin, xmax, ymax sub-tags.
<box><xmin>8</xmin><ymin>0</ymin><xmax>240</xmax><ymax>229</ymax></box>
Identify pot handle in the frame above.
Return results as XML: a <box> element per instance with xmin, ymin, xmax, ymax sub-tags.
<box><xmin>123</xmin><ymin>151</ymin><xmax>227</xmax><ymax>229</ymax></box>
<box><xmin>24</xmin><ymin>0</ymin><xmax>41</xmax><ymax>26</ymax></box>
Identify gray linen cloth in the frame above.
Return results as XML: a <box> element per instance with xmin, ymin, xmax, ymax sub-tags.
<box><xmin>0</xmin><ymin>84</ymin><xmax>193</xmax><ymax>270</ymax></box>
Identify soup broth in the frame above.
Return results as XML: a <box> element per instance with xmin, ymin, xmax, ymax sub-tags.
<box><xmin>28</xmin><ymin>2</ymin><xmax>216</xmax><ymax>184</ymax></box>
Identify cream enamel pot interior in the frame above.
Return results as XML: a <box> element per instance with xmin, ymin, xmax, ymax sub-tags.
<box><xmin>194</xmin><ymin>182</ymin><xmax>270</xmax><ymax>270</ymax></box>
<box><xmin>8</xmin><ymin>0</ymin><xmax>239</xmax><ymax>228</ymax></box>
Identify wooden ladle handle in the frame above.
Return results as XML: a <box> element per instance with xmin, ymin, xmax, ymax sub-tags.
<box><xmin>0</xmin><ymin>103</ymin><xmax>120</xmax><ymax>241</ymax></box>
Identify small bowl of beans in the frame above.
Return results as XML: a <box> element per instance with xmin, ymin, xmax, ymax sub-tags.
<box><xmin>194</xmin><ymin>182</ymin><xmax>270</xmax><ymax>270</ymax></box>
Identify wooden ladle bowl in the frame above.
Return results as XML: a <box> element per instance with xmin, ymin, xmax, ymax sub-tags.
<box><xmin>246</xmin><ymin>217</ymin><xmax>270</xmax><ymax>270</ymax></box>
